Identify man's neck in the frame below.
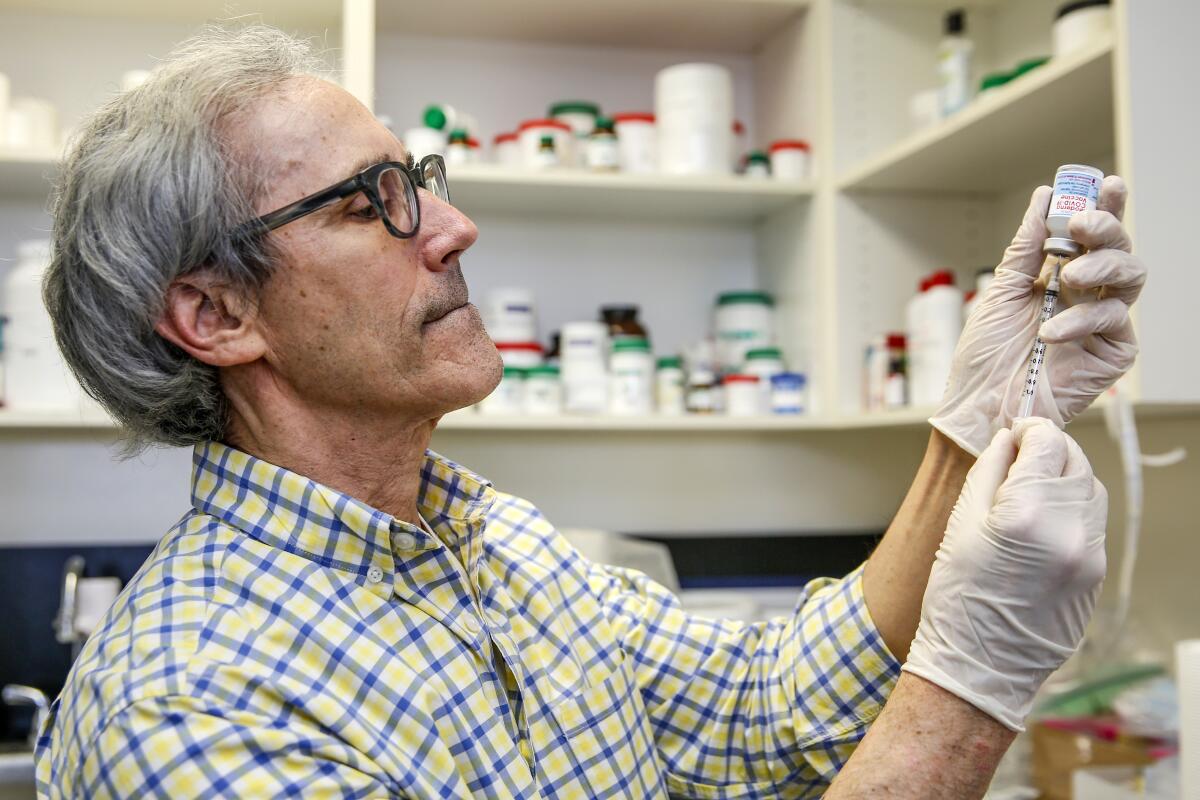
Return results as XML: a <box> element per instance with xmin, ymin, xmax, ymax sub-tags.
<box><xmin>222</xmin><ymin>386</ymin><xmax>438</xmax><ymax>526</ymax></box>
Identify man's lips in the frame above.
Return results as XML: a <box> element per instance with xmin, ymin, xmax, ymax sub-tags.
<box><xmin>423</xmin><ymin>302</ymin><xmax>470</xmax><ymax>326</ymax></box>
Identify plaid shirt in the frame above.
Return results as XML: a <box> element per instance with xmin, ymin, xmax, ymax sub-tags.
<box><xmin>35</xmin><ymin>441</ymin><xmax>899</xmax><ymax>798</ymax></box>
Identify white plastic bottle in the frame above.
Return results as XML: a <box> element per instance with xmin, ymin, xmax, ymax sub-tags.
<box><xmin>917</xmin><ymin>271</ymin><xmax>963</xmax><ymax>405</ymax></box>
<box><xmin>938</xmin><ymin>9</ymin><xmax>973</xmax><ymax>116</ymax></box>
<box><xmin>609</xmin><ymin>338</ymin><xmax>654</xmax><ymax>416</ymax></box>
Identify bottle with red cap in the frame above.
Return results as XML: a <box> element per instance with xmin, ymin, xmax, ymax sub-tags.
<box><xmin>908</xmin><ymin>270</ymin><xmax>964</xmax><ymax>406</ymax></box>
<box><xmin>884</xmin><ymin>333</ymin><xmax>908</xmax><ymax>409</ymax></box>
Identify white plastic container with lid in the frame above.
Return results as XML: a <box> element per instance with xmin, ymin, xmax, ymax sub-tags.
<box><xmin>423</xmin><ymin>104</ymin><xmax>479</xmax><ymax>139</ymax></box>
<box><xmin>402</xmin><ymin>126</ymin><xmax>447</xmax><ymax>159</ymax></box>
<box><xmin>585</xmin><ymin>117</ymin><xmax>619</xmax><ymax>173</ymax></box>
<box><xmin>494</xmin><ymin>342</ymin><xmax>544</xmax><ymax>370</ymax></box>
<box><xmin>1054</xmin><ymin>1</ymin><xmax>1112</xmax><ymax>58</ymax></box>
<box><xmin>770</xmin><ymin>372</ymin><xmax>807</xmax><ymax>415</ymax></box>
<box><xmin>655</xmin><ymin>63</ymin><xmax>733</xmax><ymax>175</ymax></box>
<box><xmin>912</xmin><ymin>271</ymin><xmax>963</xmax><ymax>405</ymax></box>
<box><xmin>561</xmin><ymin>321</ymin><xmax>610</xmax><ymax>414</ymax></box>
<box><xmin>723</xmin><ymin>374</ymin><xmax>761</xmax><ymax>417</ymax></box>
<box><xmin>493</xmin><ymin>132</ymin><xmax>520</xmax><ymax>167</ymax></box>
<box><xmin>444</xmin><ymin>129</ymin><xmax>472</xmax><ymax>167</ymax></box>
<box><xmin>608</xmin><ymin>338</ymin><xmax>654</xmax><ymax>416</ymax></box>
<box><xmin>744</xmin><ymin>347</ymin><xmax>785</xmax><ymax>413</ymax></box>
<box><xmin>612</xmin><ymin>113</ymin><xmax>656</xmax><ymax>174</ymax></box>
<box><xmin>2</xmin><ymin>240</ymin><xmax>82</xmax><ymax>411</ymax></box>
<box><xmin>768</xmin><ymin>140</ymin><xmax>811</xmax><ymax>181</ymax></box>
<box><xmin>522</xmin><ymin>365</ymin><xmax>563</xmax><ymax>415</ymax></box>
<box><xmin>549</xmin><ymin>101</ymin><xmax>600</xmax><ymax>168</ymax></box>
<box><xmin>655</xmin><ymin>356</ymin><xmax>686</xmax><ymax>416</ymax></box>
<box><xmin>478</xmin><ymin>367</ymin><xmax>524</xmax><ymax>415</ymax></box>
<box><xmin>518</xmin><ymin>119</ymin><xmax>573</xmax><ymax>170</ymax></box>
<box><xmin>714</xmin><ymin>291</ymin><xmax>774</xmax><ymax>373</ymax></box>
<box><xmin>484</xmin><ymin>287</ymin><xmax>537</xmax><ymax>343</ymax></box>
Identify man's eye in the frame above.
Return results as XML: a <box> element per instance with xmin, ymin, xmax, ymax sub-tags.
<box><xmin>350</xmin><ymin>204</ymin><xmax>379</xmax><ymax>220</ymax></box>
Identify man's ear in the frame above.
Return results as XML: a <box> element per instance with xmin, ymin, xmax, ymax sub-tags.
<box><xmin>154</xmin><ymin>275</ymin><xmax>267</xmax><ymax>367</ymax></box>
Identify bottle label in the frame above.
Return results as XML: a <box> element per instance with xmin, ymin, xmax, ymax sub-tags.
<box><xmin>1048</xmin><ymin>170</ymin><xmax>1101</xmax><ymax>218</ymax></box>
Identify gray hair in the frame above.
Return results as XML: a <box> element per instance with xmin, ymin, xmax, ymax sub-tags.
<box><xmin>43</xmin><ymin>25</ymin><xmax>330</xmax><ymax>454</ymax></box>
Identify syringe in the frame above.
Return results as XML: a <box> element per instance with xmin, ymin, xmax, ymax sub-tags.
<box><xmin>1017</xmin><ymin>257</ymin><xmax>1064</xmax><ymax>418</ymax></box>
<box><xmin>1015</xmin><ymin>164</ymin><xmax>1103</xmax><ymax>419</ymax></box>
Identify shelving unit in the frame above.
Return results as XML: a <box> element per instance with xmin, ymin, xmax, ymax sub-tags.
<box><xmin>0</xmin><ymin>0</ymin><xmax>1196</xmax><ymax>539</ymax></box>
<box><xmin>836</xmin><ymin>37</ymin><xmax>1114</xmax><ymax>193</ymax></box>
<box><xmin>449</xmin><ymin>167</ymin><xmax>812</xmax><ymax>223</ymax></box>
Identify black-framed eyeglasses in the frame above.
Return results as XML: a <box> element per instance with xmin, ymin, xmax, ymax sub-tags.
<box><xmin>233</xmin><ymin>154</ymin><xmax>450</xmax><ymax>242</ymax></box>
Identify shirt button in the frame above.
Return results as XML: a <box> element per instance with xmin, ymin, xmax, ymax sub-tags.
<box><xmin>366</xmin><ymin>565</ymin><xmax>384</xmax><ymax>584</ymax></box>
<box><xmin>393</xmin><ymin>531</ymin><xmax>417</xmax><ymax>551</ymax></box>
<box><xmin>462</xmin><ymin>615</ymin><xmax>481</xmax><ymax>635</ymax></box>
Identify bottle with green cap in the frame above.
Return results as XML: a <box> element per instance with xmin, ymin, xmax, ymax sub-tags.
<box><xmin>715</xmin><ymin>291</ymin><xmax>775</xmax><ymax>373</ymax></box>
<box><xmin>744</xmin><ymin>151</ymin><xmax>771</xmax><ymax>179</ymax></box>
<box><xmin>609</xmin><ymin>338</ymin><xmax>654</xmax><ymax>415</ymax></box>
<box><xmin>478</xmin><ymin>366</ymin><xmax>525</xmax><ymax>415</ymax></box>
<box><xmin>422</xmin><ymin>104</ymin><xmax>478</xmax><ymax>138</ymax></box>
<box><xmin>445</xmin><ymin>128</ymin><xmax>471</xmax><ymax>167</ymax></box>
<box><xmin>586</xmin><ymin>116</ymin><xmax>619</xmax><ymax>173</ymax></box>
<box><xmin>655</xmin><ymin>356</ymin><xmax>686</xmax><ymax>416</ymax></box>
<box><xmin>550</xmin><ymin>101</ymin><xmax>601</xmax><ymax>168</ymax></box>
<box><xmin>744</xmin><ymin>347</ymin><xmax>786</xmax><ymax>413</ymax></box>
<box><xmin>522</xmin><ymin>365</ymin><xmax>563</xmax><ymax>416</ymax></box>
<box><xmin>533</xmin><ymin>135</ymin><xmax>559</xmax><ymax>170</ymax></box>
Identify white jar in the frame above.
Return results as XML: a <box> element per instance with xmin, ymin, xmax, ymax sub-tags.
<box><xmin>2</xmin><ymin>240</ymin><xmax>82</xmax><ymax>410</ymax></box>
<box><xmin>522</xmin><ymin>366</ymin><xmax>563</xmax><ymax>415</ymax></box>
<box><xmin>561</xmin><ymin>321</ymin><xmax>610</xmax><ymax>414</ymax></box>
<box><xmin>484</xmin><ymin>287</ymin><xmax>537</xmax><ymax>343</ymax></box>
<box><xmin>549</xmin><ymin>101</ymin><xmax>600</xmax><ymax>168</ymax></box>
<box><xmin>655</xmin><ymin>63</ymin><xmax>734</xmax><ymax>176</ymax></box>
<box><xmin>494</xmin><ymin>341</ymin><xmax>544</xmax><ymax>370</ymax></box>
<box><xmin>518</xmin><ymin>119</ymin><xmax>573</xmax><ymax>170</ymax></box>
<box><xmin>743</xmin><ymin>152</ymin><xmax>771</xmax><ymax>179</ymax></box>
<box><xmin>723</xmin><ymin>374</ymin><xmax>762</xmax><ymax>417</ymax></box>
<box><xmin>612</xmin><ymin>113</ymin><xmax>657</xmax><ymax>174</ymax></box>
<box><xmin>714</xmin><ymin>291</ymin><xmax>774</xmax><ymax>373</ymax></box>
<box><xmin>493</xmin><ymin>132</ymin><xmax>521</xmax><ymax>167</ymax></box>
<box><xmin>478</xmin><ymin>367</ymin><xmax>524</xmax><ymax>415</ymax></box>
<box><xmin>586</xmin><ymin>118</ymin><xmax>620</xmax><ymax>173</ymax></box>
<box><xmin>768</xmin><ymin>140</ymin><xmax>811</xmax><ymax>181</ymax></box>
<box><xmin>770</xmin><ymin>372</ymin><xmax>807</xmax><ymax>415</ymax></box>
<box><xmin>402</xmin><ymin>126</ymin><xmax>447</xmax><ymax>159</ymax></box>
<box><xmin>1054</xmin><ymin>1</ymin><xmax>1112</xmax><ymax>58</ymax></box>
<box><xmin>608</xmin><ymin>339</ymin><xmax>654</xmax><ymax>416</ymax></box>
<box><xmin>655</xmin><ymin>356</ymin><xmax>686</xmax><ymax>416</ymax></box>
<box><xmin>744</xmin><ymin>347</ymin><xmax>785</xmax><ymax>413</ymax></box>
<box><xmin>909</xmin><ymin>271</ymin><xmax>962</xmax><ymax>406</ymax></box>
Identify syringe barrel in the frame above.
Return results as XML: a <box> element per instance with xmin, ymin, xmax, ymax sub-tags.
<box><xmin>1044</xmin><ymin>164</ymin><xmax>1104</xmax><ymax>257</ymax></box>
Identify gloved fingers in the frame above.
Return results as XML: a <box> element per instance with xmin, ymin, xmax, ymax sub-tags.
<box><xmin>1009</xmin><ymin>418</ymin><xmax>1069</xmax><ymax>479</ymax></box>
<box><xmin>1039</xmin><ymin>297</ymin><xmax>1135</xmax><ymax>346</ymax></box>
<box><xmin>1068</xmin><ymin>209</ymin><xmax>1133</xmax><ymax>255</ymax></box>
<box><xmin>998</xmin><ymin>186</ymin><xmax>1052</xmax><ymax>278</ymax></box>
<box><xmin>1059</xmin><ymin>249</ymin><xmax>1146</xmax><ymax>306</ymax></box>
<box><xmin>1060</xmin><ymin>430</ymin><xmax>1095</xmax><ymax>484</ymax></box>
<box><xmin>958</xmin><ymin>428</ymin><xmax>1017</xmax><ymax>519</ymax></box>
<box><xmin>1096</xmin><ymin>174</ymin><xmax>1128</xmax><ymax>222</ymax></box>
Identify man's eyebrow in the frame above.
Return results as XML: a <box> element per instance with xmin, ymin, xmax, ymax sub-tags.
<box><xmin>346</xmin><ymin>151</ymin><xmax>399</xmax><ymax>177</ymax></box>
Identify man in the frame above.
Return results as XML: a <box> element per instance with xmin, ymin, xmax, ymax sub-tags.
<box><xmin>35</xmin><ymin>25</ymin><xmax>1144</xmax><ymax>799</ymax></box>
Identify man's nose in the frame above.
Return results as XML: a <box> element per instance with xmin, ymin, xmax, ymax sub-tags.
<box><xmin>418</xmin><ymin>190</ymin><xmax>478</xmax><ymax>273</ymax></box>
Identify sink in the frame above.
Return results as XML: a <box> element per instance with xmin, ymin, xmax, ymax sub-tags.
<box><xmin>0</xmin><ymin>751</ymin><xmax>35</xmax><ymax>800</ymax></box>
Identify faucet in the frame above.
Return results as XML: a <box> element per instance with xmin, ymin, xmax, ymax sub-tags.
<box><xmin>2</xmin><ymin>685</ymin><xmax>49</xmax><ymax>750</ymax></box>
<box><xmin>53</xmin><ymin>556</ymin><xmax>86</xmax><ymax>649</ymax></box>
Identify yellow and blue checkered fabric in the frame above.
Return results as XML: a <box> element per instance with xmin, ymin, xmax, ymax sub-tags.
<box><xmin>35</xmin><ymin>441</ymin><xmax>899</xmax><ymax>798</ymax></box>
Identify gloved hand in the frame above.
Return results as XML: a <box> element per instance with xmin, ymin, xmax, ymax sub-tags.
<box><xmin>930</xmin><ymin>176</ymin><xmax>1146</xmax><ymax>456</ymax></box>
<box><xmin>902</xmin><ymin>418</ymin><xmax>1107</xmax><ymax>732</ymax></box>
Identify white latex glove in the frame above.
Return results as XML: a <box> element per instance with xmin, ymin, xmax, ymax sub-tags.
<box><xmin>931</xmin><ymin>176</ymin><xmax>1146</xmax><ymax>456</ymax></box>
<box><xmin>902</xmin><ymin>418</ymin><xmax>1107</xmax><ymax>732</ymax></box>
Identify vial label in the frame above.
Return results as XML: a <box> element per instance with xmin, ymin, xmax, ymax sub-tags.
<box><xmin>1049</xmin><ymin>170</ymin><xmax>1101</xmax><ymax>218</ymax></box>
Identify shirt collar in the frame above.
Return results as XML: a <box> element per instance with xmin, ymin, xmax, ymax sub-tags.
<box><xmin>190</xmin><ymin>441</ymin><xmax>495</xmax><ymax>582</ymax></box>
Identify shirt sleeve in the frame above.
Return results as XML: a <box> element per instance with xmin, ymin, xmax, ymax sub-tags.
<box><xmin>71</xmin><ymin>694</ymin><xmax>393</xmax><ymax>799</ymax></box>
<box><xmin>587</xmin><ymin>560</ymin><xmax>901</xmax><ymax>799</ymax></box>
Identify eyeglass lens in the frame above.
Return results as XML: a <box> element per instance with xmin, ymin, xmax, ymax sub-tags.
<box><xmin>377</xmin><ymin>167</ymin><xmax>416</xmax><ymax>235</ymax></box>
<box><xmin>423</xmin><ymin>159</ymin><xmax>450</xmax><ymax>204</ymax></box>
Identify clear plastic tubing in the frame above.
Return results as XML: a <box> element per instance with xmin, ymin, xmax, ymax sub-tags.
<box><xmin>1017</xmin><ymin>164</ymin><xmax>1104</xmax><ymax>418</ymax></box>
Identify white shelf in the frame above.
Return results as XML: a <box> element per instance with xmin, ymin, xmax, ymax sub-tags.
<box><xmin>837</xmin><ymin>38</ymin><xmax>1115</xmax><ymax>193</ymax></box>
<box><xmin>449</xmin><ymin>166</ymin><xmax>812</xmax><ymax>223</ymax></box>
<box><xmin>0</xmin><ymin>151</ymin><xmax>60</xmax><ymax>200</ymax></box>
<box><xmin>0</xmin><ymin>0</ymin><xmax>341</xmax><ymax>30</ymax></box>
<box><xmin>0</xmin><ymin>408</ymin><xmax>116</xmax><ymax>429</ymax></box>
<box><xmin>377</xmin><ymin>0</ymin><xmax>810</xmax><ymax>53</ymax></box>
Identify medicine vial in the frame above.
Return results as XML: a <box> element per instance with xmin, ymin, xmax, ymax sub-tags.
<box><xmin>1044</xmin><ymin>164</ymin><xmax>1103</xmax><ymax>257</ymax></box>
